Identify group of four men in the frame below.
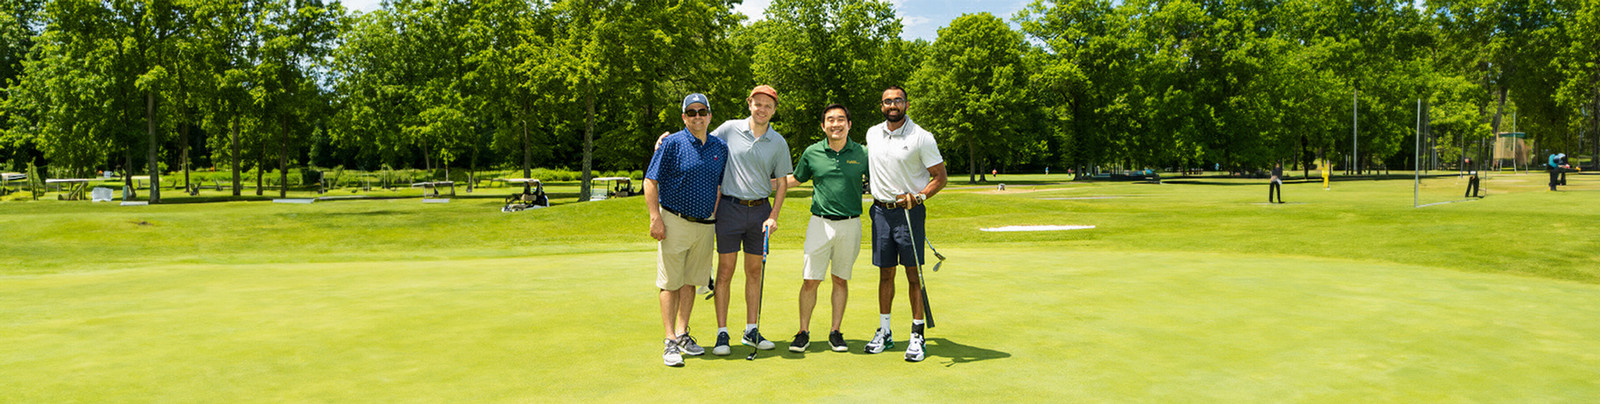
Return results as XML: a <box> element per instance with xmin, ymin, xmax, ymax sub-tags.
<box><xmin>644</xmin><ymin>85</ymin><xmax>948</xmax><ymax>367</ymax></box>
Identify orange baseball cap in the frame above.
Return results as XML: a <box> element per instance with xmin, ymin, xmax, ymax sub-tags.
<box><xmin>748</xmin><ymin>85</ymin><xmax>778</xmax><ymax>103</ymax></box>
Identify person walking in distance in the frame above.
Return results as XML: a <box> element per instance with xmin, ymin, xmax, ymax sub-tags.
<box><xmin>1269</xmin><ymin>162</ymin><xmax>1285</xmax><ymax>203</ymax></box>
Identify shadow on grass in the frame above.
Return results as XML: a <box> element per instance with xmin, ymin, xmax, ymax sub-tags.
<box><xmin>927</xmin><ymin>338</ymin><xmax>1010</xmax><ymax>367</ymax></box>
<box><xmin>746</xmin><ymin>337</ymin><xmax>1010</xmax><ymax>367</ymax></box>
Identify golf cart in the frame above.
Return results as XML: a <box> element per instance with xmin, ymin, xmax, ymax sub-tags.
<box><xmin>593</xmin><ymin>177</ymin><xmax>637</xmax><ymax>199</ymax></box>
<box><xmin>502</xmin><ymin>178</ymin><xmax>548</xmax><ymax>212</ymax></box>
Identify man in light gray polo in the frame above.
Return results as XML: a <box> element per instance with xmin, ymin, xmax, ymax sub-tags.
<box><xmin>707</xmin><ymin>85</ymin><xmax>792</xmax><ymax>355</ymax></box>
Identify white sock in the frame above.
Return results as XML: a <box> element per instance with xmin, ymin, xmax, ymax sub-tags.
<box><xmin>746</xmin><ymin>323</ymin><xmax>758</xmax><ymax>332</ymax></box>
<box><xmin>718</xmin><ymin>327</ymin><xmax>728</xmax><ymax>335</ymax></box>
<box><xmin>880</xmin><ymin>314</ymin><xmax>891</xmax><ymax>331</ymax></box>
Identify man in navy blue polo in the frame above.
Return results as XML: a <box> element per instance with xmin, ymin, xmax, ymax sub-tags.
<box><xmin>645</xmin><ymin>93</ymin><xmax>729</xmax><ymax>367</ymax></box>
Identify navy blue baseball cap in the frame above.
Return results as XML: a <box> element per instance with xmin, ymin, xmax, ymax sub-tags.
<box><xmin>682</xmin><ymin>93</ymin><xmax>710</xmax><ymax>112</ymax></box>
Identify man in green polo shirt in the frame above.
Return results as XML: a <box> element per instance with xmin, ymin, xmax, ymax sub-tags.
<box><xmin>782</xmin><ymin>103</ymin><xmax>868</xmax><ymax>353</ymax></box>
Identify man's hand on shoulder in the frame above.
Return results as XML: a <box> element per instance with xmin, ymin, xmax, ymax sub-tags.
<box><xmin>654</xmin><ymin>132</ymin><xmax>671</xmax><ymax>151</ymax></box>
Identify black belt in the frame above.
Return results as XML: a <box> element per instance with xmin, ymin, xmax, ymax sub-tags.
<box><xmin>721</xmin><ymin>195</ymin><xmax>768</xmax><ymax>207</ymax></box>
<box><xmin>816</xmin><ymin>214</ymin><xmax>859</xmax><ymax>221</ymax></box>
<box><xmin>664</xmin><ymin>207</ymin><xmax>715</xmax><ymax>224</ymax></box>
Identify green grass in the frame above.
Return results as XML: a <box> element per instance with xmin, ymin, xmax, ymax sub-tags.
<box><xmin>2</xmin><ymin>172</ymin><xmax>1598</xmax><ymax>401</ymax></box>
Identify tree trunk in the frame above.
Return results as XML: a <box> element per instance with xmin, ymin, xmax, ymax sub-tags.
<box><xmin>1489</xmin><ymin>86</ymin><xmax>1507</xmax><ymax>169</ymax></box>
<box><xmin>231</xmin><ymin>111</ymin><xmax>241</xmax><ymax>197</ymax></box>
<box><xmin>580</xmin><ymin>85</ymin><xmax>594</xmax><ymax>202</ymax></box>
<box><xmin>279</xmin><ymin>115</ymin><xmax>288</xmax><ymax>198</ymax></box>
<box><xmin>181</xmin><ymin>120</ymin><xmax>189</xmax><ymax>192</ymax></box>
<box><xmin>968</xmin><ymin>141</ymin><xmax>977</xmax><ymax>183</ymax></box>
<box><xmin>521</xmin><ymin>116</ymin><xmax>531</xmax><ymax>179</ymax></box>
<box><xmin>256</xmin><ymin>141</ymin><xmax>264</xmax><ymax>196</ymax></box>
<box><xmin>147</xmin><ymin>90</ymin><xmax>161</xmax><ymax>204</ymax></box>
<box><xmin>1301</xmin><ymin>134</ymin><xmax>1309</xmax><ymax>178</ymax></box>
<box><xmin>124</xmin><ymin>151</ymin><xmax>136</xmax><ymax>199</ymax></box>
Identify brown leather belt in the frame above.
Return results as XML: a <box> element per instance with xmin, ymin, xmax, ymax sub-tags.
<box><xmin>872</xmin><ymin>200</ymin><xmax>911</xmax><ymax>209</ymax></box>
<box><xmin>722</xmin><ymin>195</ymin><xmax>767</xmax><ymax>207</ymax></box>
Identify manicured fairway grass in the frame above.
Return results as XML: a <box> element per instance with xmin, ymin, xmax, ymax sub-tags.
<box><xmin>3</xmin><ymin>173</ymin><xmax>1598</xmax><ymax>401</ymax></box>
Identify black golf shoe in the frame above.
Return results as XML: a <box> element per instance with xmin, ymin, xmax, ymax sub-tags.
<box><xmin>828</xmin><ymin>330</ymin><xmax>848</xmax><ymax>352</ymax></box>
<box><xmin>789</xmin><ymin>331</ymin><xmax>810</xmax><ymax>353</ymax></box>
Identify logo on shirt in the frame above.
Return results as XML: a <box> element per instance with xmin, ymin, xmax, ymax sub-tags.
<box><xmin>846</xmin><ymin>160</ymin><xmax>861</xmax><ymax>165</ymax></box>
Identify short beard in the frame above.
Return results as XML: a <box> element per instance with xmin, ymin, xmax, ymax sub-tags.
<box><xmin>885</xmin><ymin>112</ymin><xmax>904</xmax><ymax>123</ymax></box>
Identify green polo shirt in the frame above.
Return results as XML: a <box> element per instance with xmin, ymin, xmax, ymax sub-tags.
<box><xmin>793</xmin><ymin>139</ymin><xmax>868</xmax><ymax>217</ymax></box>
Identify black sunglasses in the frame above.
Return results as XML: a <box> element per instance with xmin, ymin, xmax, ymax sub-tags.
<box><xmin>684</xmin><ymin>108</ymin><xmax>710</xmax><ymax>117</ymax></box>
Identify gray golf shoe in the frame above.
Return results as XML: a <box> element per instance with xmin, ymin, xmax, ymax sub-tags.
<box><xmin>663</xmin><ymin>339</ymin><xmax>684</xmax><ymax>367</ymax></box>
<box><xmin>677</xmin><ymin>332</ymin><xmax>704</xmax><ymax>356</ymax></box>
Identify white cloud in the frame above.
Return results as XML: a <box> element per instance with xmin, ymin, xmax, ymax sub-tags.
<box><xmin>343</xmin><ymin>0</ymin><xmax>382</xmax><ymax>13</ymax></box>
<box><xmin>734</xmin><ymin>0</ymin><xmax>774</xmax><ymax>22</ymax></box>
<box><xmin>901</xmin><ymin>15</ymin><xmax>931</xmax><ymax>28</ymax></box>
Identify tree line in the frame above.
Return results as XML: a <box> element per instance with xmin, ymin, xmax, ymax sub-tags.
<box><xmin>3</xmin><ymin>0</ymin><xmax>1598</xmax><ymax>203</ymax></box>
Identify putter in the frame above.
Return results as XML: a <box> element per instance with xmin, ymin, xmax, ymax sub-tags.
<box><xmin>926</xmin><ymin>236</ymin><xmax>946</xmax><ymax>272</ymax></box>
<box><xmin>903</xmin><ymin>208</ymin><xmax>935</xmax><ymax>329</ymax></box>
<box><xmin>745</xmin><ymin>228</ymin><xmax>771</xmax><ymax>361</ymax></box>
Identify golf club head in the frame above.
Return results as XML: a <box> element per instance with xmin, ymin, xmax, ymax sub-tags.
<box><xmin>745</xmin><ymin>351</ymin><xmax>757</xmax><ymax>360</ymax></box>
<box><xmin>933</xmin><ymin>251</ymin><xmax>946</xmax><ymax>261</ymax></box>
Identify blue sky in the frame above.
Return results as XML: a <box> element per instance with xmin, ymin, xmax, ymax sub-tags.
<box><xmin>340</xmin><ymin>0</ymin><xmax>1032</xmax><ymax>42</ymax></box>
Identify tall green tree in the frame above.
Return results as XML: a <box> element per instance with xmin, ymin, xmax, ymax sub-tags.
<box><xmin>748</xmin><ymin>0</ymin><xmax>907</xmax><ymax>149</ymax></box>
<box><xmin>253</xmin><ymin>0</ymin><xmax>339</xmax><ymax>197</ymax></box>
<box><xmin>909</xmin><ymin>13</ymin><xmax>1034</xmax><ymax>183</ymax></box>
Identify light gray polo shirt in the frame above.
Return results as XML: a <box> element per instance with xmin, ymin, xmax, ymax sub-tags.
<box><xmin>710</xmin><ymin>117</ymin><xmax>793</xmax><ymax>200</ymax></box>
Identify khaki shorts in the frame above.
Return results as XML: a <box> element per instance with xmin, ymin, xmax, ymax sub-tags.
<box><xmin>657</xmin><ymin>212</ymin><xmax>716</xmax><ymax>290</ymax></box>
<box><xmin>802</xmin><ymin>215</ymin><xmax>861</xmax><ymax>281</ymax></box>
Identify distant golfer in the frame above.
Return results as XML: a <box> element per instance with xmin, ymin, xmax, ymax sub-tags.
<box><xmin>782</xmin><ymin>103</ymin><xmax>868</xmax><ymax>353</ymax></box>
<box><xmin>864</xmin><ymin>85</ymin><xmax>948</xmax><ymax>362</ymax></box>
<box><xmin>1464</xmin><ymin>157</ymin><xmax>1480</xmax><ymax>198</ymax></box>
<box><xmin>1269</xmin><ymin>162</ymin><xmax>1285</xmax><ymax>203</ymax></box>
<box><xmin>644</xmin><ymin>93</ymin><xmax>727</xmax><ymax>367</ymax></box>
<box><xmin>1319</xmin><ymin>157</ymin><xmax>1331</xmax><ymax>190</ymax></box>
<box><xmin>1548</xmin><ymin>153</ymin><xmax>1567</xmax><ymax>191</ymax></box>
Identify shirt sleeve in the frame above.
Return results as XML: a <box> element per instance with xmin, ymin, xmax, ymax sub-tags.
<box><xmin>918</xmin><ymin>129</ymin><xmax>945</xmax><ymax>169</ymax></box>
<box><xmin>793</xmin><ymin>149</ymin><xmax>813</xmax><ymax>183</ymax></box>
<box><xmin>645</xmin><ymin>138</ymin><xmax>671</xmax><ymax>181</ymax></box>
<box><xmin>774</xmin><ymin>142</ymin><xmax>794</xmax><ymax>179</ymax></box>
<box><xmin>715</xmin><ymin>142</ymin><xmax>730</xmax><ymax>185</ymax></box>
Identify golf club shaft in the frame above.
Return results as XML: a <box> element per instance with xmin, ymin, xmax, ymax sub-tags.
<box><xmin>749</xmin><ymin>228</ymin><xmax>770</xmax><ymax>359</ymax></box>
<box><xmin>903</xmin><ymin>208</ymin><xmax>934</xmax><ymax>329</ymax></box>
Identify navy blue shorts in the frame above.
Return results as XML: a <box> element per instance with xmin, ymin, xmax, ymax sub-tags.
<box><xmin>716</xmin><ymin>196</ymin><xmax>772</xmax><ymax>255</ymax></box>
<box><xmin>869</xmin><ymin>203</ymin><xmax>925</xmax><ymax>268</ymax></box>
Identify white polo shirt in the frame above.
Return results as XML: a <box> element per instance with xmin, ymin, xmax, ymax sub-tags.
<box><xmin>866</xmin><ymin>116</ymin><xmax>944</xmax><ymax>203</ymax></box>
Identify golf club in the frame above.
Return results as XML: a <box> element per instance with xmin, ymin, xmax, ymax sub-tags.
<box><xmin>745</xmin><ymin>227</ymin><xmax>770</xmax><ymax>361</ymax></box>
<box><xmin>904</xmin><ymin>208</ymin><xmax>934</xmax><ymax>329</ymax></box>
<box><xmin>926</xmin><ymin>235</ymin><xmax>946</xmax><ymax>272</ymax></box>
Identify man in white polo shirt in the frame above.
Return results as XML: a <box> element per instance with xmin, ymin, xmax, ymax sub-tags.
<box><xmin>863</xmin><ymin>85</ymin><xmax>948</xmax><ymax>363</ymax></box>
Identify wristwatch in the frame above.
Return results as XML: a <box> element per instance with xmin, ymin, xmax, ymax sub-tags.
<box><xmin>914</xmin><ymin>193</ymin><xmax>926</xmax><ymax>203</ymax></box>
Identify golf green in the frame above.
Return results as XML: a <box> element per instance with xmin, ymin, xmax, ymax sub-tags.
<box><xmin>3</xmin><ymin>173</ymin><xmax>1598</xmax><ymax>401</ymax></box>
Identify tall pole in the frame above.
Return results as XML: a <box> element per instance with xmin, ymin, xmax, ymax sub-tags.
<box><xmin>1353</xmin><ymin>88</ymin><xmax>1360</xmax><ymax>176</ymax></box>
<box><xmin>1415</xmin><ymin>99</ymin><xmax>1421</xmax><ymax>208</ymax></box>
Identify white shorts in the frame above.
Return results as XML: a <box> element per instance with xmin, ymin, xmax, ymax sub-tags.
<box><xmin>802</xmin><ymin>215</ymin><xmax>861</xmax><ymax>281</ymax></box>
